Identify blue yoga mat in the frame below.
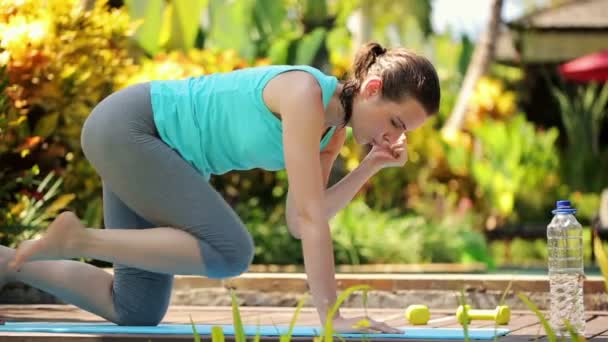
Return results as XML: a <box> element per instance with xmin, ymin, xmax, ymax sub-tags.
<box><xmin>0</xmin><ymin>322</ymin><xmax>509</xmax><ymax>340</ymax></box>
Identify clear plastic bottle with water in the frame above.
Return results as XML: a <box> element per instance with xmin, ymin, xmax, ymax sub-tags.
<box><xmin>547</xmin><ymin>200</ymin><xmax>585</xmax><ymax>336</ymax></box>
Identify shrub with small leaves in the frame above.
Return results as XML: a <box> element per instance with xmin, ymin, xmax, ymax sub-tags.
<box><xmin>0</xmin><ymin>0</ymin><xmax>137</xmax><ymax>240</ymax></box>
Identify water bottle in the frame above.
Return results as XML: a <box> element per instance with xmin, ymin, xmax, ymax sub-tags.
<box><xmin>547</xmin><ymin>200</ymin><xmax>585</xmax><ymax>336</ymax></box>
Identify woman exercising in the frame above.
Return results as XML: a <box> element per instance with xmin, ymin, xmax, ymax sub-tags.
<box><xmin>1</xmin><ymin>42</ymin><xmax>440</xmax><ymax>333</ymax></box>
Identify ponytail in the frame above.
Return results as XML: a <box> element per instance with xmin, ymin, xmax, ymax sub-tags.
<box><xmin>339</xmin><ymin>41</ymin><xmax>440</xmax><ymax>127</ymax></box>
<box><xmin>340</xmin><ymin>42</ymin><xmax>387</xmax><ymax>127</ymax></box>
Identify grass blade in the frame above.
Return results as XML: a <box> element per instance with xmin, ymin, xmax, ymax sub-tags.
<box><xmin>322</xmin><ymin>284</ymin><xmax>372</xmax><ymax>342</ymax></box>
<box><xmin>458</xmin><ymin>289</ymin><xmax>469</xmax><ymax>342</ymax></box>
<box><xmin>211</xmin><ymin>325</ymin><xmax>225</xmax><ymax>342</ymax></box>
<box><xmin>230</xmin><ymin>290</ymin><xmax>246</xmax><ymax>342</ymax></box>
<box><xmin>494</xmin><ymin>280</ymin><xmax>513</xmax><ymax>342</ymax></box>
<box><xmin>593</xmin><ymin>231</ymin><xmax>608</xmax><ymax>292</ymax></box>
<box><xmin>280</xmin><ymin>295</ymin><xmax>307</xmax><ymax>342</ymax></box>
<box><xmin>189</xmin><ymin>315</ymin><xmax>201</xmax><ymax>342</ymax></box>
<box><xmin>517</xmin><ymin>292</ymin><xmax>557</xmax><ymax>342</ymax></box>
<box><xmin>564</xmin><ymin>320</ymin><xmax>587</xmax><ymax>342</ymax></box>
<box><xmin>252</xmin><ymin>319</ymin><xmax>261</xmax><ymax>342</ymax></box>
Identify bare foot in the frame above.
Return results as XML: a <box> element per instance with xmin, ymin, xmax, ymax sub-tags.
<box><xmin>9</xmin><ymin>211</ymin><xmax>86</xmax><ymax>271</ymax></box>
<box><xmin>1</xmin><ymin>245</ymin><xmax>16</xmax><ymax>289</ymax></box>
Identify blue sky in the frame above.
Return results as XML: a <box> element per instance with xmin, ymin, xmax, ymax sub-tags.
<box><xmin>431</xmin><ymin>0</ymin><xmax>548</xmax><ymax>40</ymax></box>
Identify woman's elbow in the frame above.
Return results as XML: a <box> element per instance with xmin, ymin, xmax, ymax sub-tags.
<box><xmin>288</xmin><ymin>224</ymin><xmax>302</xmax><ymax>239</ymax></box>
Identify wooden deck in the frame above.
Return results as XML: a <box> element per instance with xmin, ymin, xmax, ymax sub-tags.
<box><xmin>1</xmin><ymin>305</ymin><xmax>608</xmax><ymax>341</ymax></box>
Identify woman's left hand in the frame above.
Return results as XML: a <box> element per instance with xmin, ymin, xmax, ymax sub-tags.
<box><xmin>363</xmin><ymin>133</ymin><xmax>408</xmax><ymax>170</ymax></box>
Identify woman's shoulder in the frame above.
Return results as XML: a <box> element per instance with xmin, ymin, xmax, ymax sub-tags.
<box><xmin>230</xmin><ymin>64</ymin><xmax>332</xmax><ymax>78</ymax></box>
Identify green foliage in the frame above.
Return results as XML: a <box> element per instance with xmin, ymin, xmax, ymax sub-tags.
<box><xmin>549</xmin><ymin>81</ymin><xmax>608</xmax><ymax>193</ymax></box>
<box><xmin>190</xmin><ymin>316</ymin><xmax>202</xmax><ymax>342</ymax></box>
<box><xmin>490</xmin><ymin>239</ymin><xmax>548</xmax><ymax>267</ymax></box>
<box><xmin>207</xmin><ymin>0</ymin><xmax>257</xmax><ymax>61</ymax></box>
<box><xmin>330</xmin><ymin>198</ymin><xmax>492</xmax><ymax>266</ymax></box>
<box><xmin>124</xmin><ymin>0</ymin><xmax>332</xmax><ymax>67</ymax></box>
<box><xmin>238</xmin><ymin>193</ymin><xmax>491</xmax><ymax>266</ymax></box>
<box><xmin>280</xmin><ymin>295</ymin><xmax>308</xmax><ymax>342</ymax></box>
<box><xmin>211</xmin><ymin>326</ymin><xmax>224</xmax><ymax>342</ymax></box>
<box><xmin>468</xmin><ymin>114</ymin><xmax>560</xmax><ymax>220</ymax></box>
<box><xmin>0</xmin><ymin>0</ymin><xmax>137</xmax><ymax>232</ymax></box>
<box><xmin>0</xmin><ymin>169</ymin><xmax>76</xmax><ymax>247</ymax></box>
<box><xmin>120</xmin><ymin>48</ymin><xmax>258</xmax><ymax>88</ymax></box>
<box><xmin>458</xmin><ymin>290</ymin><xmax>470</xmax><ymax>341</ymax></box>
<box><xmin>594</xmin><ymin>232</ymin><xmax>608</xmax><ymax>292</ymax></box>
<box><xmin>230</xmin><ymin>290</ymin><xmax>246</xmax><ymax>342</ymax></box>
<box><xmin>570</xmin><ymin>192</ymin><xmax>601</xmax><ymax>223</ymax></box>
<box><xmin>124</xmin><ymin>0</ymin><xmax>207</xmax><ymax>55</ymax></box>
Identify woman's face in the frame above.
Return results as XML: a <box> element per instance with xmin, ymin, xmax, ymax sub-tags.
<box><xmin>350</xmin><ymin>77</ymin><xmax>429</xmax><ymax>147</ymax></box>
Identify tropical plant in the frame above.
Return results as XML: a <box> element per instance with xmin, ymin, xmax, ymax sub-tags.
<box><xmin>122</xmin><ymin>0</ymin><xmax>334</xmax><ymax>68</ymax></box>
<box><xmin>124</xmin><ymin>0</ymin><xmax>207</xmax><ymax>56</ymax></box>
<box><xmin>0</xmin><ymin>0</ymin><xmax>138</xmax><ymax>232</ymax></box>
<box><xmin>330</xmin><ymin>198</ymin><xmax>492</xmax><ymax>266</ymax></box>
<box><xmin>1</xmin><ymin>171</ymin><xmax>75</xmax><ymax>247</ymax></box>
<box><xmin>549</xmin><ymin>81</ymin><xmax>608</xmax><ymax>193</ymax></box>
<box><xmin>469</xmin><ymin>114</ymin><xmax>560</xmax><ymax>223</ymax></box>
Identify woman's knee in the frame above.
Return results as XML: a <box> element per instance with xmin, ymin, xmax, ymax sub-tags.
<box><xmin>224</xmin><ymin>237</ymin><xmax>255</xmax><ymax>277</ymax></box>
<box><xmin>203</xmin><ymin>230</ymin><xmax>255</xmax><ymax>279</ymax></box>
<box><xmin>113</xmin><ymin>308</ymin><xmax>165</xmax><ymax>326</ymax></box>
<box><xmin>110</xmin><ymin>269</ymin><xmax>172</xmax><ymax>326</ymax></box>
<box><xmin>112</xmin><ymin>293</ymin><xmax>168</xmax><ymax>326</ymax></box>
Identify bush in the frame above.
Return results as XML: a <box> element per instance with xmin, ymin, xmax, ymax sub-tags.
<box><xmin>0</xmin><ymin>0</ymin><xmax>137</xmax><ymax>241</ymax></box>
<box><xmin>330</xmin><ymin>198</ymin><xmax>492</xmax><ymax>266</ymax></box>
<box><xmin>237</xmin><ymin>194</ymin><xmax>491</xmax><ymax>266</ymax></box>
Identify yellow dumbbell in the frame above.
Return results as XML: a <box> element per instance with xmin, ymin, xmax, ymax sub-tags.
<box><xmin>456</xmin><ymin>305</ymin><xmax>511</xmax><ymax>325</ymax></box>
<box><xmin>405</xmin><ymin>304</ymin><xmax>431</xmax><ymax>325</ymax></box>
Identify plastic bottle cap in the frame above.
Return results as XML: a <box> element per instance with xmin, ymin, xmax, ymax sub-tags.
<box><xmin>552</xmin><ymin>199</ymin><xmax>577</xmax><ymax>214</ymax></box>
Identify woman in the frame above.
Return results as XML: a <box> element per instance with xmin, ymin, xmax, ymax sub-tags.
<box><xmin>1</xmin><ymin>42</ymin><xmax>440</xmax><ymax>333</ymax></box>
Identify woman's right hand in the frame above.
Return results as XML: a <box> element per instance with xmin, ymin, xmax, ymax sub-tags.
<box><xmin>329</xmin><ymin>315</ymin><xmax>404</xmax><ymax>334</ymax></box>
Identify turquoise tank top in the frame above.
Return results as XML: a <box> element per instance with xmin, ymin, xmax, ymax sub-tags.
<box><xmin>149</xmin><ymin>65</ymin><xmax>338</xmax><ymax>180</ymax></box>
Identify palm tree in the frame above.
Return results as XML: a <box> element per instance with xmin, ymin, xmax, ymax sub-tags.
<box><xmin>441</xmin><ymin>0</ymin><xmax>504</xmax><ymax>139</ymax></box>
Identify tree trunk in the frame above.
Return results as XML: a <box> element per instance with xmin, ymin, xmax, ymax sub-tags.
<box><xmin>351</xmin><ymin>0</ymin><xmax>373</xmax><ymax>50</ymax></box>
<box><xmin>441</xmin><ymin>0</ymin><xmax>504</xmax><ymax>138</ymax></box>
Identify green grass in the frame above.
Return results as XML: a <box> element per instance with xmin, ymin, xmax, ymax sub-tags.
<box><xmin>457</xmin><ymin>289</ymin><xmax>470</xmax><ymax>341</ymax></box>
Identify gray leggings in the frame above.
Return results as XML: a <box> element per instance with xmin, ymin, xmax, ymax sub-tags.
<box><xmin>80</xmin><ymin>82</ymin><xmax>254</xmax><ymax>326</ymax></box>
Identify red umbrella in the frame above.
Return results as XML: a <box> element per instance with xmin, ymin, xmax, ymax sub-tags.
<box><xmin>558</xmin><ymin>50</ymin><xmax>608</xmax><ymax>82</ymax></box>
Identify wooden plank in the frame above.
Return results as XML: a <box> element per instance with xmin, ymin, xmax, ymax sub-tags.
<box><xmin>583</xmin><ymin>315</ymin><xmax>608</xmax><ymax>339</ymax></box>
<box><xmin>504</xmin><ymin>312</ymin><xmax>598</xmax><ymax>338</ymax></box>
<box><xmin>497</xmin><ymin>337</ymin><xmax>538</xmax><ymax>342</ymax></box>
<box><xmin>476</xmin><ymin>313</ymin><xmax>543</xmax><ymax>335</ymax></box>
<box><xmin>499</xmin><ymin>314</ymin><xmax>543</xmax><ymax>340</ymax></box>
